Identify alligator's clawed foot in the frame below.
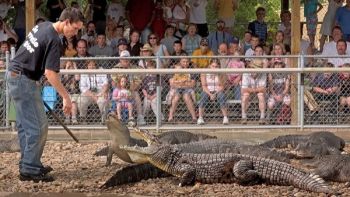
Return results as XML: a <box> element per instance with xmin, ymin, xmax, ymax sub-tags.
<box><xmin>189</xmin><ymin>182</ymin><xmax>201</xmax><ymax>192</ymax></box>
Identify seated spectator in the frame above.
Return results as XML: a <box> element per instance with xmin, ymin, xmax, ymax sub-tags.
<box><xmin>61</xmin><ymin>61</ymin><xmax>80</xmax><ymax>125</ymax></box>
<box><xmin>269</xmin><ymin>31</ymin><xmax>290</xmax><ymax>55</ymax></box>
<box><xmin>227</xmin><ymin>50</ymin><xmax>244</xmax><ymax>100</ymax></box>
<box><xmin>81</xmin><ymin>21</ymin><xmax>97</xmax><ymax>48</ymax></box>
<box><xmin>112</xmin><ymin>50</ymin><xmax>146</xmax><ymax>125</ymax></box>
<box><xmin>115</xmin><ymin>38</ymin><xmax>129</xmax><ymax>58</ymax></box>
<box><xmin>0</xmin><ymin>59</ymin><xmax>5</xmax><ymax>70</ymax></box>
<box><xmin>248</xmin><ymin>7</ymin><xmax>267</xmax><ymax>45</ymax></box>
<box><xmin>181</xmin><ymin>23</ymin><xmax>201</xmax><ymax>55</ymax></box>
<box><xmin>141</xmin><ymin>60</ymin><xmax>164</xmax><ymax>122</ymax></box>
<box><xmin>311</xmin><ymin>63</ymin><xmax>340</xmax><ymax>113</ymax></box>
<box><xmin>74</xmin><ymin>39</ymin><xmax>91</xmax><ymax>69</ymax></box>
<box><xmin>105</xmin><ymin>19</ymin><xmax>118</xmax><ymax>48</ymax></box>
<box><xmin>148</xmin><ymin>33</ymin><xmax>170</xmax><ymax>68</ymax></box>
<box><xmin>170</xmin><ymin>40</ymin><xmax>187</xmax><ymax>68</ymax></box>
<box><xmin>88</xmin><ymin>32</ymin><xmax>114</xmax><ymax>57</ymax></box>
<box><xmin>245</xmin><ymin>34</ymin><xmax>260</xmax><ymax>59</ymax></box>
<box><xmin>207</xmin><ymin>20</ymin><xmax>234</xmax><ymax>54</ymax></box>
<box><xmin>62</xmin><ymin>36</ymin><xmax>78</xmax><ymax>57</ymax></box>
<box><xmin>78</xmin><ymin>60</ymin><xmax>109</xmax><ymax>124</ymax></box>
<box><xmin>128</xmin><ymin>30</ymin><xmax>142</xmax><ymax>57</ymax></box>
<box><xmin>278</xmin><ymin>10</ymin><xmax>291</xmax><ymax>46</ymax></box>
<box><xmin>197</xmin><ymin>59</ymin><xmax>229</xmax><ymax>125</ymax></box>
<box><xmin>328</xmin><ymin>39</ymin><xmax>350</xmax><ymax>67</ymax></box>
<box><xmin>167</xmin><ymin>57</ymin><xmax>197</xmax><ymax>123</ymax></box>
<box><xmin>112</xmin><ymin>76</ymin><xmax>135</xmax><ymax>124</ymax></box>
<box><xmin>138</xmin><ymin>43</ymin><xmax>154</xmax><ymax>68</ymax></box>
<box><xmin>0</xmin><ymin>40</ymin><xmax>9</xmax><ymax>58</ymax></box>
<box><xmin>241</xmin><ymin>45</ymin><xmax>268</xmax><ymax>125</ymax></box>
<box><xmin>240</xmin><ymin>30</ymin><xmax>252</xmax><ymax>55</ymax></box>
<box><xmin>191</xmin><ymin>37</ymin><xmax>214</xmax><ymax>68</ymax></box>
<box><xmin>217</xmin><ymin>43</ymin><xmax>229</xmax><ymax>68</ymax></box>
<box><xmin>270</xmin><ymin>43</ymin><xmax>290</xmax><ymax>67</ymax></box>
<box><xmin>322</xmin><ymin>26</ymin><xmax>350</xmax><ymax>57</ymax></box>
<box><xmin>161</xmin><ymin>25</ymin><xmax>179</xmax><ymax>54</ymax></box>
<box><xmin>0</xmin><ymin>17</ymin><xmax>18</xmax><ymax>43</ymax></box>
<box><xmin>339</xmin><ymin>63</ymin><xmax>350</xmax><ymax>113</ymax></box>
<box><xmin>107</xmin><ymin>0</ymin><xmax>126</xmax><ymax>26</ymax></box>
<box><xmin>228</xmin><ymin>37</ymin><xmax>241</xmax><ymax>56</ymax></box>
<box><xmin>267</xmin><ymin>61</ymin><xmax>291</xmax><ymax>124</ymax></box>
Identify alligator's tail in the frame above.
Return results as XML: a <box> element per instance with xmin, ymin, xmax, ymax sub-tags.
<box><xmin>259</xmin><ymin>135</ymin><xmax>307</xmax><ymax>149</ymax></box>
<box><xmin>100</xmin><ymin>163</ymin><xmax>170</xmax><ymax>188</ymax></box>
<box><xmin>94</xmin><ymin>146</ymin><xmax>109</xmax><ymax>156</ymax></box>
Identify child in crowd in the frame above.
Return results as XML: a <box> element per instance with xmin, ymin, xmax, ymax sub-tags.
<box><xmin>278</xmin><ymin>10</ymin><xmax>291</xmax><ymax>46</ymax></box>
<box><xmin>172</xmin><ymin>63</ymin><xmax>196</xmax><ymax>102</ymax></box>
<box><xmin>112</xmin><ymin>76</ymin><xmax>134</xmax><ymax>124</ymax></box>
<box><xmin>303</xmin><ymin>0</ymin><xmax>323</xmax><ymax>48</ymax></box>
<box><xmin>240</xmin><ymin>30</ymin><xmax>252</xmax><ymax>55</ymax></box>
<box><xmin>141</xmin><ymin>60</ymin><xmax>164</xmax><ymax>121</ymax></box>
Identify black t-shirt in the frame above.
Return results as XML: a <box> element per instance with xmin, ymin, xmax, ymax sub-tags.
<box><xmin>10</xmin><ymin>22</ymin><xmax>62</xmax><ymax>81</ymax></box>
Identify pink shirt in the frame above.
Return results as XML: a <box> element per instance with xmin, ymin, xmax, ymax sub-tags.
<box><xmin>227</xmin><ymin>59</ymin><xmax>245</xmax><ymax>83</ymax></box>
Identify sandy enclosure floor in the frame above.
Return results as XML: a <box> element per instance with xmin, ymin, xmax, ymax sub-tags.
<box><xmin>0</xmin><ymin>141</ymin><xmax>350</xmax><ymax>197</ymax></box>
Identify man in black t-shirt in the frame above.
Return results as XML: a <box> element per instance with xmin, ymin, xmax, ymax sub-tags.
<box><xmin>7</xmin><ymin>8</ymin><xmax>84</xmax><ymax>183</ymax></box>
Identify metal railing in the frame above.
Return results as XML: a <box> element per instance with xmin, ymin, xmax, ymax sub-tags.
<box><xmin>1</xmin><ymin>54</ymin><xmax>350</xmax><ymax>132</ymax></box>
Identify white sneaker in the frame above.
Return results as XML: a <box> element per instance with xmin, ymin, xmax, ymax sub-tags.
<box><xmin>197</xmin><ymin>117</ymin><xmax>205</xmax><ymax>125</ymax></box>
<box><xmin>223</xmin><ymin>116</ymin><xmax>229</xmax><ymax>125</ymax></box>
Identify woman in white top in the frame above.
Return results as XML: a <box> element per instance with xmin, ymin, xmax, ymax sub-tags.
<box><xmin>171</xmin><ymin>0</ymin><xmax>190</xmax><ymax>37</ymax></box>
<box><xmin>197</xmin><ymin>59</ymin><xmax>229</xmax><ymax>125</ymax></box>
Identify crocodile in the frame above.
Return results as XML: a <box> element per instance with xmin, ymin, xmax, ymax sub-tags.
<box><xmin>120</xmin><ymin>144</ymin><xmax>333</xmax><ymax>194</ymax></box>
<box><xmin>260</xmin><ymin>131</ymin><xmax>345</xmax><ymax>158</ymax></box>
<box><xmin>0</xmin><ymin>135</ymin><xmax>20</xmax><ymax>152</ymax></box>
<box><xmin>101</xmin><ymin>129</ymin><xmax>294</xmax><ymax>188</ymax></box>
<box><xmin>302</xmin><ymin>154</ymin><xmax>350</xmax><ymax>182</ymax></box>
<box><xmin>100</xmin><ymin>114</ymin><xmax>216</xmax><ymax>165</ymax></box>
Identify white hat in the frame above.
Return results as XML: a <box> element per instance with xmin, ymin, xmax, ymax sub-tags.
<box><xmin>120</xmin><ymin>50</ymin><xmax>130</xmax><ymax>57</ymax></box>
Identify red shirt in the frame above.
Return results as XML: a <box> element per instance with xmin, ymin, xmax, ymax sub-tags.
<box><xmin>126</xmin><ymin>0</ymin><xmax>155</xmax><ymax>31</ymax></box>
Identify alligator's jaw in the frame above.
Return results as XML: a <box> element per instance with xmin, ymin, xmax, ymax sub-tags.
<box><xmin>120</xmin><ymin>145</ymin><xmax>157</xmax><ymax>163</ymax></box>
<box><xmin>132</xmin><ymin>128</ymin><xmax>162</xmax><ymax>145</ymax></box>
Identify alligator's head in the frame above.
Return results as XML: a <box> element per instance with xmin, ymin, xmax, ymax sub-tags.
<box><xmin>295</xmin><ymin>142</ymin><xmax>341</xmax><ymax>158</ymax></box>
<box><xmin>120</xmin><ymin>144</ymin><xmax>181</xmax><ymax>174</ymax></box>
<box><xmin>132</xmin><ymin>127</ymin><xmax>162</xmax><ymax>146</ymax></box>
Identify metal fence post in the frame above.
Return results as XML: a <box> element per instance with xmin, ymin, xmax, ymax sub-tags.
<box><xmin>299</xmin><ymin>55</ymin><xmax>305</xmax><ymax>130</ymax></box>
<box><xmin>156</xmin><ymin>56</ymin><xmax>161</xmax><ymax>132</ymax></box>
<box><xmin>5</xmin><ymin>51</ymin><xmax>10</xmax><ymax>128</ymax></box>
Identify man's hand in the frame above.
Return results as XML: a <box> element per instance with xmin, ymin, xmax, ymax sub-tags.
<box><xmin>62</xmin><ymin>96</ymin><xmax>72</xmax><ymax>115</ymax></box>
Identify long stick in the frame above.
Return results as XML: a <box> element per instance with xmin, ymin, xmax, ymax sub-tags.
<box><xmin>43</xmin><ymin>101</ymin><xmax>79</xmax><ymax>143</ymax></box>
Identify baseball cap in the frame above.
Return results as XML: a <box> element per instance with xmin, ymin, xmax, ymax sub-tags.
<box><xmin>120</xmin><ymin>50</ymin><xmax>130</xmax><ymax>57</ymax></box>
<box><xmin>117</xmin><ymin>38</ymin><xmax>128</xmax><ymax>46</ymax></box>
<box><xmin>200</xmin><ymin>37</ymin><xmax>209</xmax><ymax>46</ymax></box>
<box><xmin>231</xmin><ymin>37</ymin><xmax>239</xmax><ymax>44</ymax></box>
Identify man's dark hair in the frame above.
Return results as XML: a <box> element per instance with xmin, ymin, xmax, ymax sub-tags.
<box><xmin>77</xmin><ymin>39</ymin><xmax>87</xmax><ymax>47</ymax></box>
<box><xmin>256</xmin><ymin>7</ymin><xmax>266</xmax><ymax>14</ymax></box>
<box><xmin>59</xmin><ymin>7</ymin><xmax>85</xmax><ymax>23</ymax></box>
<box><xmin>332</xmin><ymin>25</ymin><xmax>342</xmax><ymax>33</ymax></box>
<box><xmin>337</xmin><ymin>39</ymin><xmax>347</xmax><ymax>48</ymax></box>
<box><xmin>251</xmin><ymin>34</ymin><xmax>260</xmax><ymax>39</ymax></box>
<box><xmin>173</xmin><ymin>40</ymin><xmax>182</xmax><ymax>46</ymax></box>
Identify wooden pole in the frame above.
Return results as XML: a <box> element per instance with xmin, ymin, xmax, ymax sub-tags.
<box><xmin>290</xmin><ymin>0</ymin><xmax>301</xmax><ymax>125</ymax></box>
<box><xmin>26</xmin><ymin>0</ymin><xmax>35</xmax><ymax>35</ymax></box>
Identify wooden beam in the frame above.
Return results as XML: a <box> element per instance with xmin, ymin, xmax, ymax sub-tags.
<box><xmin>290</xmin><ymin>0</ymin><xmax>301</xmax><ymax>126</ymax></box>
<box><xmin>26</xmin><ymin>0</ymin><xmax>35</xmax><ymax>35</ymax></box>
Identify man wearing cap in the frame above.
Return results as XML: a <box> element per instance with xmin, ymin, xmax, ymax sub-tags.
<box><xmin>191</xmin><ymin>37</ymin><xmax>214</xmax><ymax>68</ymax></box>
<box><xmin>112</xmin><ymin>50</ymin><xmax>146</xmax><ymax>125</ymax></box>
<box><xmin>139</xmin><ymin>43</ymin><xmax>154</xmax><ymax>69</ymax></box>
<box><xmin>207</xmin><ymin>20</ymin><xmax>234</xmax><ymax>54</ymax></box>
<box><xmin>115</xmin><ymin>38</ymin><xmax>129</xmax><ymax>57</ymax></box>
<box><xmin>88</xmin><ymin>32</ymin><xmax>114</xmax><ymax>57</ymax></box>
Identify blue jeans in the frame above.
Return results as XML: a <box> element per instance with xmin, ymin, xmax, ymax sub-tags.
<box><xmin>6</xmin><ymin>72</ymin><xmax>48</xmax><ymax>175</ymax></box>
<box><xmin>198</xmin><ymin>91</ymin><xmax>227</xmax><ymax>108</ymax></box>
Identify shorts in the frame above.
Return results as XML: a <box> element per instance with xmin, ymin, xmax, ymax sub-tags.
<box><xmin>175</xmin><ymin>88</ymin><xmax>194</xmax><ymax>95</ymax></box>
<box><xmin>117</xmin><ymin>100</ymin><xmax>133</xmax><ymax>109</ymax></box>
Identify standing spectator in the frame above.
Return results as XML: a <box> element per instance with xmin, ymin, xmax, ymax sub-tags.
<box><xmin>150</xmin><ymin>0</ymin><xmax>167</xmax><ymax>39</ymax></box>
<box><xmin>181</xmin><ymin>23</ymin><xmax>201</xmax><ymax>55</ymax></box>
<box><xmin>161</xmin><ymin>25</ymin><xmax>178</xmax><ymax>54</ymax></box>
<box><xmin>267</xmin><ymin>61</ymin><xmax>291</xmax><ymax>124</ymax></box>
<box><xmin>197</xmin><ymin>59</ymin><xmax>229</xmax><ymax>125</ymax></box>
<box><xmin>188</xmin><ymin>0</ymin><xmax>208</xmax><ymax>37</ymax></box>
<box><xmin>207</xmin><ymin>20</ymin><xmax>234</xmax><ymax>54</ymax></box>
<box><xmin>74</xmin><ymin>39</ymin><xmax>91</xmax><ymax>69</ymax></box>
<box><xmin>171</xmin><ymin>0</ymin><xmax>190</xmax><ymax>37</ymax></box>
<box><xmin>191</xmin><ymin>37</ymin><xmax>214</xmax><ymax>68</ymax></box>
<box><xmin>322</xmin><ymin>26</ymin><xmax>350</xmax><ymax>56</ymax></box>
<box><xmin>126</xmin><ymin>0</ymin><xmax>155</xmax><ymax>44</ymax></box>
<box><xmin>141</xmin><ymin>60</ymin><xmax>164</xmax><ymax>122</ymax></box>
<box><xmin>88</xmin><ymin>32</ymin><xmax>114</xmax><ymax>57</ymax></box>
<box><xmin>148</xmin><ymin>33</ymin><xmax>170</xmax><ymax>68</ymax></box>
<box><xmin>128</xmin><ymin>30</ymin><xmax>142</xmax><ymax>57</ymax></box>
<box><xmin>319</xmin><ymin>0</ymin><xmax>343</xmax><ymax>52</ymax></box>
<box><xmin>78</xmin><ymin>60</ymin><xmax>109</xmax><ymax>124</ymax></box>
<box><xmin>248</xmin><ymin>7</ymin><xmax>268</xmax><ymax>45</ymax></box>
<box><xmin>303</xmin><ymin>0</ymin><xmax>323</xmax><ymax>47</ymax></box>
<box><xmin>107</xmin><ymin>0</ymin><xmax>125</xmax><ymax>26</ymax></box>
<box><xmin>335</xmin><ymin>0</ymin><xmax>350</xmax><ymax>42</ymax></box>
<box><xmin>81</xmin><ymin>21</ymin><xmax>97</xmax><ymax>48</ymax></box>
<box><xmin>46</xmin><ymin>0</ymin><xmax>66</xmax><ymax>22</ymax></box>
<box><xmin>163</xmin><ymin>0</ymin><xmax>174</xmax><ymax>25</ymax></box>
<box><xmin>278</xmin><ymin>10</ymin><xmax>292</xmax><ymax>46</ymax></box>
<box><xmin>112</xmin><ymin>76</ymin><xmax>134</xmax><ymax>123</ymax></box>
<box><xmin>214</xmin><ymin>0</ymin><xmax>238</xmax><ymax>32</ymax></box>
<box><xmin>62</xmin><ymin>61</ymin><xmax>80</xmax><ymax>125</ymax></box>
<box><xmin>0</xmin><ymin>0</ymin><xmax>11</xmax><ymax>19</ymax></box>
<box><xmin>11</xmin><ymin>0</ymin><xmax>25</xmax><ymax>47</ymax></box>
<box><xmin>241</xmin><ymin>45</ymin><xmax>268</xmax><ymax>125</ymax></box>
<box><xmin>89</xmin><ymin>0</ymin><xmax>107</xmax><ymax>33</ymax></box>
<box><xmin>0</xmin><ymin>18</ymin><xmax>18</xmax><ymax>43</ymax></box>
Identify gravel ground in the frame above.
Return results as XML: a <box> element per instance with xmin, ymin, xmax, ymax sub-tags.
<box><xmin>0</xmin><ymin>141</ymin><xmax>349</xmax><ymax>197</ymax></box>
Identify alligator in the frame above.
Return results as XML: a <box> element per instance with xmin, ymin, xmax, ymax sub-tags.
<box><xmin>101</xmin><ymin>129</ymin><xmax>294</xmax><ymax>188</ymax></box>
<box><xmin>302</xmin><ymin>154</ymin><xmax>350</xmax><ymax>182</ymax></box>
<box><xmin>100</xmin><ymin>114</ymin><xmax>216</xmax><ymax>165</ymax></box>
<box><xmin>120</xmin><ymin>143</ymin><xmax>333</xmax><ymax>194</ymax></box>
<box><xmin>260</xmin><ymin>131</ymin><xmax>345</xmax><ymax>158</ymax></box>
<box><xmin>0</xmin><ymin>135</ymin><xmax>20</xmax><ymax>152</ymax></box>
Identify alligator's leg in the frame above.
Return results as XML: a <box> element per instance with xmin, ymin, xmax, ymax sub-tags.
<box><xmin>106</xmin><ymin>147</ymin><xmax>113</xmax><ymax>166</ymax></box>
<box><xmin>178</xmin><ymin>164</ymin><xmax>196</xmax><ymax>187</ymax></box>
<box><xmin>314</xmin><ymin>164</ymin><xmax>337</xmax><ymax>181</ymax></box>
<box><xmin>233</xmin><ymin>160</ymin><xmax>260</xmax><ymax>185</ymax></box>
